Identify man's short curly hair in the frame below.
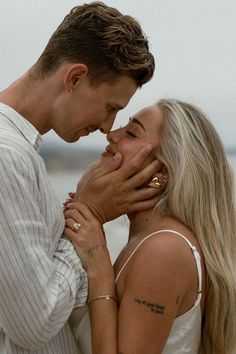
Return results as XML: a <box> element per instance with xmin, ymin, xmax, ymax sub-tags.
<box><xmin>32</xmin><ymin>2</ymin><xmax>155</xmax><ymax>87</ymax></box>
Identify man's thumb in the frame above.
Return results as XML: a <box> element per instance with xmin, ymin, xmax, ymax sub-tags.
<box><xmin>96</xmin><ymin>153</ymin><xmax>123</xmax><ymax>176</ymax></box>
<box><xmin>112</xmin><ymin>152</ymin><xmax>122</xmax><ymax>168</ymax></box>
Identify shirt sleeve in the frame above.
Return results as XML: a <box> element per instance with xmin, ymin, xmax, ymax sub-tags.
<box><xmin>0</xmin><ymin>146</ymin><xmax>88</xmax><ymax>350</ymax></box>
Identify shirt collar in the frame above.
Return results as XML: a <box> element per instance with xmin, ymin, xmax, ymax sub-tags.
<box><xmin>0</xmin><ymin>103</ymin><xmax>43</xmax><ymax>152</ymax></box>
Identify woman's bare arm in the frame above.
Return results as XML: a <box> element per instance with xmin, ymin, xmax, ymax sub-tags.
<box><xmin>117</xmin><ymin>234</ymin><xmax>191</xmax><ymax>354</ymax></box>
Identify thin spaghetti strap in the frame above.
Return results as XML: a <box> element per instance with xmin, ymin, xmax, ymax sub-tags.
<box><xmin>115</xmin><ymin>231</ymin><xmax>162</xmax><ymax>283</ymax></box>
<box><xmin>115</xmin><ymin>229</ymin><xmax>202</xmax><ymax>298</ymax></box>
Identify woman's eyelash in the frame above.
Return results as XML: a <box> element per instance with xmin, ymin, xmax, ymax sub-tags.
<box><xmin>118</xmin><ymin>124</ymin><xmax>136</xmax><ymax>137</ymax></box>
<box><xmin>127</xmin><ymin>131</ymin><xmax>136</xmax><ymax>137</ymax></box>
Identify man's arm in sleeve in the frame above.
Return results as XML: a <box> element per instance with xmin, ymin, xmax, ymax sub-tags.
<box><xmin>0</xmin><ymin>147</ymin><xmax>87</xmax><ymax>350</ymax></box>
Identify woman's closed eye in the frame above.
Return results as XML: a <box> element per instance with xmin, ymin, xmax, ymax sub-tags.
<box><xmin>118</xmin><ymin>124</ymin><xmax>137</xmax><ymax>138</ymax></box>
<box><xmin>126</xmin><ymin>130</ymin><xmax>137</xmax><ymax>138</ymax></box>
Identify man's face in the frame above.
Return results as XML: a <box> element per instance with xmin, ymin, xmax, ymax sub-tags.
<box><xmin>52</xmin><ymin>75</ymin><xmax>137</xmax><ymax>142</ymax></box>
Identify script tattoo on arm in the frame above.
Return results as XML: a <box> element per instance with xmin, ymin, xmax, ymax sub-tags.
<box><xmin>134</xmin><ymin>298</ymin><xmax>165</xmax><ymax>315</ymax></box>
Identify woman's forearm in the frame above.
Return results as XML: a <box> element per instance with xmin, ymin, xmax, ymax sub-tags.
<box><xmin>63</xmin><ymin>202</ymin><xmax>118</xmax><ymax>353</ymax></box>
<box><xmin>87</xmin><ymin>246</ymin><xmax>118</xmax><ymax>354</ymax></box>
<box><xmin>89</xmin><ymin>298</ymin><xmax>118</xmax><ymax>354</ymax></box>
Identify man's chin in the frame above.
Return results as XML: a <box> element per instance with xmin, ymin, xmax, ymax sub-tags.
<box><xmin>62</xmin><ymin>136</ymin><xmax>80</xmax><ymax>143</ymax></box>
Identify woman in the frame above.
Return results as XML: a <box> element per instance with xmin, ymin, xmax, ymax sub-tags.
<box><xmin>64</xmin><ymin>99</ymin><xmax>236</xmax><ymax>354</ymax></box>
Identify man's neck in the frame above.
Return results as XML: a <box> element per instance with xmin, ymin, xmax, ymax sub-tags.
<box><xmin>0</xmin><ymin>71</ymin><xmax>57</xmax><ymax>135</ymax></box>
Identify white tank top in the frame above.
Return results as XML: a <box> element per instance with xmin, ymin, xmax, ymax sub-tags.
<box><xmin>71</xmin><ymin>229</ymin><xmax>202</xmax><ymax>354</ymax></box>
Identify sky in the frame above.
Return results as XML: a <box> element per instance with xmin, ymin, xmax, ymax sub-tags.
<box><xmin>0</xmin><ymin>0</ymin><xmax>235</xmax><ymax>151</ymax></box>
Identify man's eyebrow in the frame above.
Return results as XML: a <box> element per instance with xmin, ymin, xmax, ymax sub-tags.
<box><xmin>129</xmin><ymin>117</ymin><xmax>146</xmax><ymax>132</ymax></box>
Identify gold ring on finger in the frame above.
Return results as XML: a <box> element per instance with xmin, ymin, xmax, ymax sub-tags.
<box><xmin>72</xmin><ymin>222</ymin><xmax>81</xmax><ymax>233</ymax></box>
<box><xmin>148</xmin><ymin>177</ymin><xmax>161</xmax><ymax>189</ymax></box>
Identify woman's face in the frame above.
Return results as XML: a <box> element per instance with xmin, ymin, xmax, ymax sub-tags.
<box><xmin>102</xmin><ymin>104</ymin><xmax>164</xmax><ymax>169</ymax></box>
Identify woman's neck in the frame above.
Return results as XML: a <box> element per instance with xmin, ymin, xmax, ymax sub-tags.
<box><xmin>128</xmin><ymin>208</ymin><xmax>165</xmax><ymax>241</ymax></box>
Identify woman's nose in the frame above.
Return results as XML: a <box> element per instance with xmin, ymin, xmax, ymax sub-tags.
<box><xmin>107</xmin><ymin>130</ymin><xmax>114</xmax><ymax>143</ymax></box>
<box><xmin>107</xmin><ymin>128</ymin><xmax>120</xmax><ymax>143</ymax></box>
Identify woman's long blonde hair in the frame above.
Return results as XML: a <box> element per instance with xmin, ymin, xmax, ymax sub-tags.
<box><xmin>157</xmin><ymin>99</ymin><xmax>236</xmax><ymax>354</ymax></box>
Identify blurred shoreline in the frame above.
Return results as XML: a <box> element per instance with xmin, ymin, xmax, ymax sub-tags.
<box><xmin>40</xmin><ymin>144</ymin><xmax>101</xmax><ymax>172</ymax></box>
<box><xmin>40</xmin><ymin>143</ymin><xmax>236</xmax><ymax>173</ymax></box>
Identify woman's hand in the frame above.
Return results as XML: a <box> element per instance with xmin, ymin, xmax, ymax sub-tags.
<box><xmin>64</xmin><ymin>202</ymin><xmax>106</xmax><ymax>267</ymax></box>
<box><xmin>63</xmin><ymin>192</ymin><xmax>75</xmax><ymax>211</ymax></box>
<box><xmin>64</xmin><ymin>202</ymin><xmax>115</xmax><ymax>296</ymax></box>
<box><xmin>73</xmin><ymin>146</ymin><xmax>161</xmax><ymax>224</ymax></box>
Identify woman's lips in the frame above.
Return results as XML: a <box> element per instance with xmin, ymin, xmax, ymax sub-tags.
<box><xmin>101</xmin><ymin>145</ymin><xmax>116</xmax><ymax>157</ymax></box>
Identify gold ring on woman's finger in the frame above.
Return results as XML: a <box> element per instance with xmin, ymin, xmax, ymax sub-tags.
<box><xmin>72</xmin><ymin>222</ymin><xmax>81</xmax><ymax>233</ymax></box>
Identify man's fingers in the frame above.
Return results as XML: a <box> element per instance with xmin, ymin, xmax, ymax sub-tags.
<box><xmin>117</xmin><ymin>144</ymin><xmax>152</xmax><ymax>180</ymax></box>
<box><xmin>66</xmin><ymin>202</ymin><xmax>98</xmax><ymax>223</ymax></box>
<box><xmin>126</xmin><ymin>160</ymin><xmax>161</xmax><ymax>189</ymax></box>
<box><xmin>118</xmin><ymin>187</ymin><xmax>161</xmax><ymax>210</ymax></box>
<box><xmin>127</xmin><ymin>196</ymin><xmax>161</xmax><ymax>213</ymax></box>
<box><xmin>93</xmin><ymin>153</ymin><xmax>123</xmax><ymax>177</ymax></box>
<box><xmin>131</xmin><ymin>186</ymin><xmax>161</xmax><ymax>202</ymax></box>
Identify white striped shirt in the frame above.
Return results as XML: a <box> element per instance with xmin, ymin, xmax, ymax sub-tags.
<box><xmin>0</xmin><ymin>103</ymin><xmax>88</xmax><ymax>353</ymax></box>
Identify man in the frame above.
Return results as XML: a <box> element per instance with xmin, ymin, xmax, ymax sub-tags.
<box><xmin>0</xmin><ymin>2</ymin><xmax>158</xmax><ymax>353</ymax></box>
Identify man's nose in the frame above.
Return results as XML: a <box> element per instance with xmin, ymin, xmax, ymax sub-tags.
<box><xmin>98</xmin><ymin>115</ymin><xmax>116</xmax><ymax>134</ymax></box>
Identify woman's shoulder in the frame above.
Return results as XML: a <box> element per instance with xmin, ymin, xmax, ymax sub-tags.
<box><xmin>142</xmin><ymin>217</ymin><xmax>201</xmax><ymax>256</ymax></box>
<box><xmin>131</xmin><ymin>227</ymin><xmax>196</xmax><ymax>272</ymax></box>
<box><xmin>136</xmin><ymin>218</ymin><xmax>199</xmax><ymax>258</ymax></box>
<box><xmin>126</xmin><ymin>223</ymin><xmax>201</xmax><ymax>294</ymax></box>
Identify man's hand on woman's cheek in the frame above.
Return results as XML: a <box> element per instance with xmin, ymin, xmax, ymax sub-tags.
<box><xmin>72</xmin><ymin>144</ymin><xmax>162</xmax><ymax>224</ymax></box>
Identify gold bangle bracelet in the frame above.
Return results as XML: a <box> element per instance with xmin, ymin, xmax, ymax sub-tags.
<box><xmin>87</xmin><ymin>295</ymin><xmax>118</xmax><ymax>305</ymax></box>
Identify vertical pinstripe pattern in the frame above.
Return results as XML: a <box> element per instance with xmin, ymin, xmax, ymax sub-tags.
<box><xmin>0</xmin><ymin>103</ymin><xmax>88</xmax><ymax>353</ymax></box>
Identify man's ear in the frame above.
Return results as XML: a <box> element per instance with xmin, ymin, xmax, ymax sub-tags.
<box><xmin>64</xmin><ymin>63</ymin><xmax>89</xmax><ymax>92</ymax></box>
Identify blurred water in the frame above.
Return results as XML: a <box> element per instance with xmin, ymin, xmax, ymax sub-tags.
<box><xmin>48</xmin><ymin>155</ymin><xmax>236</xmax><ymax>263</ymax></box>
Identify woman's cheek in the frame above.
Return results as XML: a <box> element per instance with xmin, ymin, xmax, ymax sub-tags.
<box><xmin>122</xmin><ymin>141</ymin><xmax>148</xmax><ymax>165</ymax></box>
